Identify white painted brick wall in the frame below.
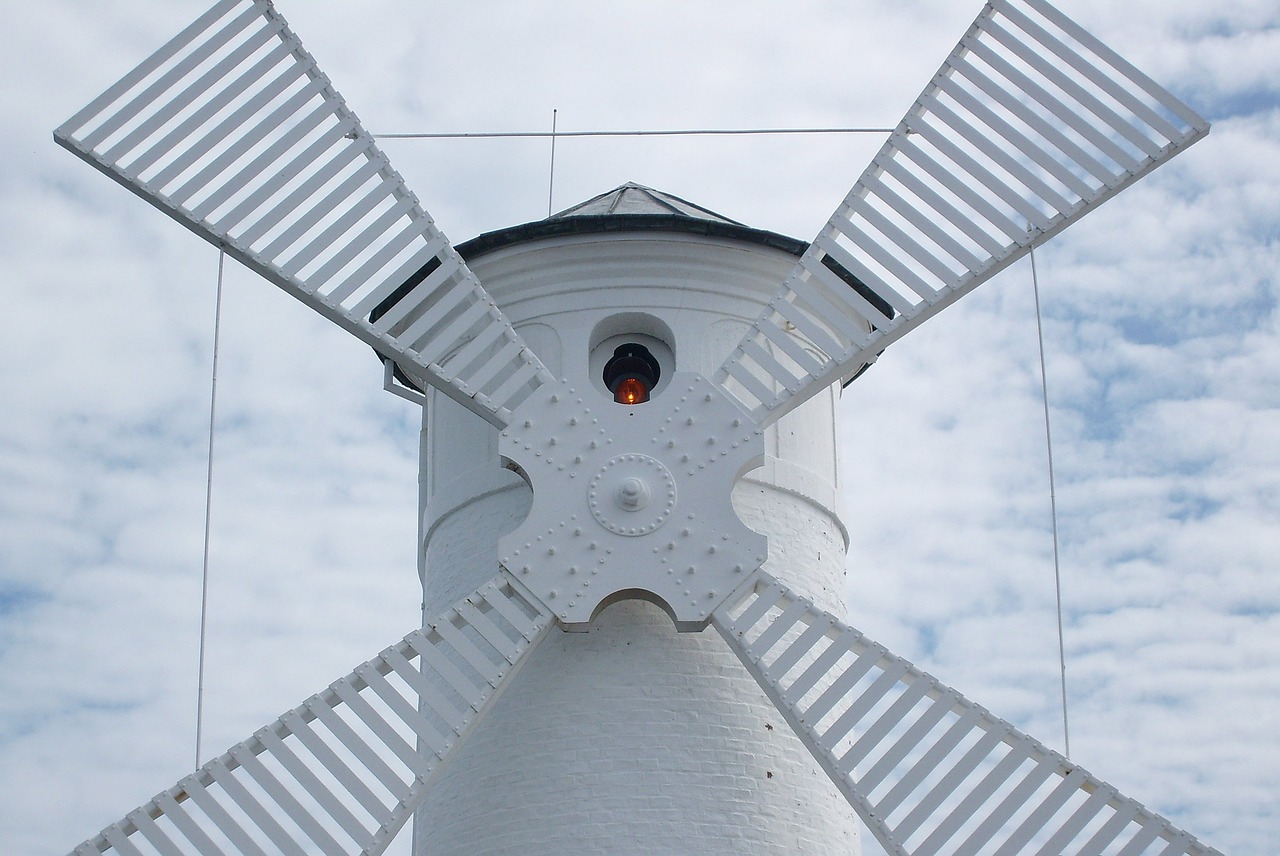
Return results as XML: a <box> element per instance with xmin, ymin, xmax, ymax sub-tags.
<box><xmin>414</xmin><ymin>232</ymin><xmax>860</xmax><ymax>854</ymax></box>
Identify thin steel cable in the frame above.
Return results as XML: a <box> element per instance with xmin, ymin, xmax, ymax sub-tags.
<box><xmin>547</xmin><ymin>109</ymin><xmax>558</xmax><ymax>217</ymax></box>
<box><xmin>1030</xmin><ymin>246</ymin><xmax>1071</xmax><ymax>760</ymax></box>
<box><xmin>374</xmin><ymin>125</ymin><xmax>895</xmax><ymax>140</ymax></box>
<box><xmin>194</xmin><ymin>247</ymin><xmax>226</xmax><ymax>768</ymax></box>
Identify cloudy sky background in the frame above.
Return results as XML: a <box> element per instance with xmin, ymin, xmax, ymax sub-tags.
<box><xmin>2</xmin><ymin>1</ymin><xmax>1276</xmax><ymax>853</ymax></box>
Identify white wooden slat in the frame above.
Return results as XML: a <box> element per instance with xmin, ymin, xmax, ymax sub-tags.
<box><xmin>204</xmin><ymin>93</ymin><xmax>353</xmax><ymax>225</ymax></box>
<box><xmin>741</xmin><ymin>339</ymin><xmax>805</xmax><ymax>396</ymax></box>
<box><xmin>483</xmin><ymin>358</ymin><xmax>545</xmax><ymax>419</ymax></box>
<box><xmin>413</xmin><ymin>301</ymin><xmax>493</xmax><ymax>366</ymax></box>
<box><xmin>877</xmin><ymin>155</ymin><xmax>1009</xmax><ymax>257</ymax></box>
<box><xmin>409</xmin><ymin>631</ymin><xmax>486</xmax><ymax>710</ymax></box>
<box><xmin>712</xmin><ymin>570</ymin><xmax>1223</xmax><ymax>856</ymax></box>
<box><xmin>454</xmin><ymin>599</ymin><xmax>518</xmax><ymax>662</ymax></box>
<box><xmin>845</xmin><ymin>683</ymin><xmax>957</xmax><ymax>787</ymax></box>
<box><xmin>441</xmin><ymin>316</ymin><xmax>510</xmax><ymax>381</ymax></box>
<box><xmin>475</xmin><ymin>580</ymin><xmax>535</xmax><ymax>639</ymax></box>
<box><xmin>969</xmin><ymin>28</ymin><xmax>1162</xmax><ymax>161</ymax></box>
<box><xmin>789</xmin><ymin>262</ymin><xmax>877</xmax><ymax>345</ymax></box>
<box><xmin>352</xmin><ymin>662</ymin><xmax>449</xmax><ymax>756</ymax></box>
<box><xmin>278</xmin><ymin>175</ymin><xmax>399</xmax><ymax>276</ymax></box>
<box><xmin>744</xmin><ymin>598</ymin><xmax>811</xmax><ymax>661</ymax></box>
<box><xmin>1015</xmin><ymin>0</ymin><xmax>1203</xmax><ymax>133</ymax></box>
<box><xmin>255</xmin><ymin>149</ymin><xmax>378</xmax><ymax>259</ymax></box>
<box><xmin>803</xmin><ymin>640</ymin><xmax>884</xmax><ymax>726</ymax></box>
<box><xmin>124</xmin><ymin>808</ymin><xmax>186</xmax><ymax>856</ymax></box>
<box><xmin>864</xmin><ymin>168</ymin><xmax>990</xmax><ymax>270</ymax></box>
<box><xmin>933</xmin><ymin>74</ymin><xmax>1097</xmax><ymax>200</ymax></box>
<box><xmin>371</xmin><ymin>255</ymin><xmax>464</xmax><ymax>335</ymax></box>
<box><xmin>153</xmin><ymin>790</ymin><xmax>228</xmax><ymax>856</ymax></box>
<box><xmin>1116</xmin><ymin>824</ymin><xmax>1164</xmax><ymax>856</ymax></box>
<box><xmin>825</xmin><ymin>212</ymin><xmax>939</xmax><ymax>306</ymax></box>
<box><xmin>755</xmin><ymin>317</ymin><xmax>828</xmax><ymax>380</ymax></box>
<box><xmin>836</xmin><ymin>673</ymin><xmax>933</xmax><ymax>775</ymax></box>
<box><xmin>279</xmin><ymin>709</ymin><xmax>392</xmax><ymax>826</ymax></box>
<box><xmin>306</xmin><ymin>195</ymin><xmax>419</xmax><ymax>290</ymax></box>
<box><xmin>802</xmin><ymin>246</ymin><xmax>900</xmax><ymax>326</ymax></box>
<box><xmin>396</xmin><ymin>279</ymin><xmax>483</xmax><ymax>360</ymax></box>
<box><xmin>56</xmin><ymin>0</ymin><xmax>548</xmax><ymax>429</ymax></box>
<box><xmin>764</xmin><ymin>612</ymin><xmax>834</xmax><ymax>681</ymax></box>
<box><xmin>771</xmin><ymin>288</ymin><xmax>847</xmax><ymax>357</ymax></box>
<box><xmin>783</xmin><ymin>625</ymin><xmax>863</xmax><ymax>706</ymax></box>
<box><xmin>892</xmin><ymin>136</ymin><xmax>1027</xmax><ymax>242</ymax></box>
<box><xmin>324</xmin><ymin>217</ymin><xmax>433</xmax><ymax>305</ymax></box>
<box><xmin>945</xmin><ymin>758</ymin><xmax>1058</xmax><ymax>855</ymax></box>
<box><xmin>892</xmin><ymin>725</ymin><xmax>1011</xmax><ymax>841</ymax></box>
<box><xmin>848</xmin><ymin>188</ymin><xmax>967</xmax><ymax>284</ymax></box>
<box><xmin>255</xmin><ymin>725</ymin><xmax>372</xmax><ymax>847</ymax></box>
<box><xmin>303</xmin><ymin>695</ymin><xmax>405</xmax><ymax>795</ymax></box>
<box><xmin>953</xmin><ymin>41</ymin><xmax>1136</xmax><ymax>177</ymax></box>
<box><xmin>722</xmin><ymin>356</ymin><xmax>780</xmax><ymax>413</ymax></box>
<box><xmin>1031</xmin><ymin>783</ymin><xmax>1115</xmax><ymax>856</ymax></box>
<box><xmin>430</xmin><ymin>617</ymin><xmax>501</xmax><ymax>684</ymax></box>
<box><xmin>101</xmin><ymin>827</ymin><xmax>147</xmax><ymax>856</ymax></box>
<box><xmin>908</xmin><ymin>115</ymin><xmax>1053</xmax><ymax>230</ymax></box>
<box><xmin>107</xmin><ymin>27</ymin><xmax>290</xmax><ymax>169</ymax></box>
<box><xmin>463</xmin><ymin>338</ymin><xmax>526</xmax><ymax>399</ymax></box>
<box><xmin>326</xmin><ymin>678</ymin><xmax>424</xmax><ymax>775</ymax></box>
<box><xmin>347</xmin><ymin>232</ymin><xmax>450</xmax><ymax>319</ymax></box>
<box><xmin>227</xmin><ymin>743</ymin><xmax>348</xmax><ymax>856</ymax></box>
<box><xmin>874</xmin><ymin>705</ymin><xmax>988</xmax><ymax>818</ymax></box>
<box><xmin>59</xmin><ymin>1</ymin><xmax>242</xmax><ymax>138</ymax></box>
<box><xmin>822</xmin><ymin>659</ymin><xmax>912</xmax><ymax>749</ymax></box>
<box><xmin>205</xmin><ymin>757</ymin><xmax>310</xmax><ymax>856</ymax></box>
<box><xmin>177</xmin><ymin>773</ymin><xmax>273</xmax><ymax>856</ymax></box>
<box><xmin>815</xmin><ymin>227</ymin><xmax>925</xmax><ymax>314</ymax></box>
<box><xmin>161</xmin><ymin>57</ymin><xmax>313</xmax><ymax>204</ymax></box>
<box><xmin>921</xmin><ymin>93</ymin><xmax>1076</xmax><ymax>216</ymax></box>
<box><xmin>992</xmin><ymin>765</ymin><xmax>1091</xmax><ymax>855</ymax></box>
<box><xmin>1073</xmin><ymin>799</ymin><xmax>1143</xmax><ymax>854</ymax></box>
<box><xmin>77</xmin><ymin>5</ymin><xmax>261</xmax><ymax>150</ymax></box>
<box><xmin>724</xmin><ymin>578</ymin><xmax>788</xmax><ymax>638</ymax></box>
<box><xmin>382</xmin><ymin>646</ymin><xmax>468</xmax><ymax>735</ymax></box>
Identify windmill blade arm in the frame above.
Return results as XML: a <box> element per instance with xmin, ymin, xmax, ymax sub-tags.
<box><xmin>69</xmin><ymin>570</ymin><xmax>553</xmax><ymax>856</ymax></box>
<box><xmin>55</xmin><ymin>0</ymin><xmax>550</xmax><ymax>427</ymax></box>
<box><xmin>711</xmin><ymin>571</ymin><xmax>1222</xmax><ymax>856</ymax></box>
<box><xmin>713</xmin><ymin>0</ymin><xmax>1209</xmax><ymax>424</ymax></box>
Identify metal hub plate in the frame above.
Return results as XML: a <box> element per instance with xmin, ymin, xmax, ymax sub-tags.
<box><xmin>499</xmin><ymin>373</ymin><xmax>767</xmax><ymax>630</ymax></box>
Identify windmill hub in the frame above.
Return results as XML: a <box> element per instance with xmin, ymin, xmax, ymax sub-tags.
<box><xmin>499</xmin><ymin>373</ymin><xmax>767</xmax><ymax>630</ymax></box>
<box><xmin>591</xmin><ymin>456</ymin><xmax>671</xmax><ymax>530</ymax></box>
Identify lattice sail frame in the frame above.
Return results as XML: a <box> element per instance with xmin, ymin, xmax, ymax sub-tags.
<box><xmin>715</xmin><ymin>0</ymin><xmax>1209</xmax><ymax>423</ymax></box>
<box><xmin>72</xmin><ymin>573</ymin><xmax>553</xmax><ymax>856</ymax></box>
<box><xmin>54</xmin><ymin>0</ymin><xmax>551</xmax><ymax>428</ymax></box>
<box><xmin>712</xmin><ymin>572</ymin><xmax>1222</xmax><ymax>856</ymax></box>
<box><xmin>57</xmin><ymin>0</ymin><xmax>1220</xmax><ymax>853</ymax></box>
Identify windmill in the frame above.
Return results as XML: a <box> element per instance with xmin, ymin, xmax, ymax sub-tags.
<box><xmin>54</xmin><ymin>0</ymin><xmax>1220</xmax><ymax>854</ymax></box>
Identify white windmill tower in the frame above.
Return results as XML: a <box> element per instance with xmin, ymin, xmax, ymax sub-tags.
<box><xmin>55</xmin><ymin>1</ymin><xmax>1223</xmax><ymax>854</ymax></box>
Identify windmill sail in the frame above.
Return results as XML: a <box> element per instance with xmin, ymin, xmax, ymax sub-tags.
<box><xmin>714</xmin><ymin>0</ymin><xmax>1209</xmax><ymax>423</ymax></box>
<box><xmin>712</xmin><ymin>571</ymin><xmax>1222</xmax><ymax>856</ymax></box>
<box><xmin>70</xmin><ymin>572</ymin><xmax>552</xmax><ymax>856</ymax></box>
<box><xmin>55</xmin><ymin>0</ymin><xmax>550</xmax><ymax>427</ymax></box>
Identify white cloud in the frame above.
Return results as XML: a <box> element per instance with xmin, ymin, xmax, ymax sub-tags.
<box><xmin>1</xmin><ymin>1</ymin><xmax>1275</xmax><ymax>854</ymax></box>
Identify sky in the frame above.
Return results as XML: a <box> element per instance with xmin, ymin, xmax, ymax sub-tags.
<box><xmin>1</xmin><ymin>1</ymin><xmax>1277</xmax><ymax>854</ymax></box>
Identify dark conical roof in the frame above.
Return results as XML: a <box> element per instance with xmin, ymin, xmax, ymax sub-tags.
<box><xmin>549</xmin><ymin>182</ymin><xmax>745</xmax><ymax>225</ymax></box>
<box><xmin>452</xmin><ymin>182</ymin><xmax>807</xmax><ymax>260</ymax></box>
